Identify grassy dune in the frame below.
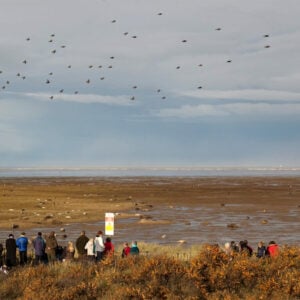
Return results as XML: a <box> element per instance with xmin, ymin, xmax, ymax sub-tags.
<box><xmin>1</xmin><ymin>244</ymin><xmax>300</xmax><ymax>299</ymax></box>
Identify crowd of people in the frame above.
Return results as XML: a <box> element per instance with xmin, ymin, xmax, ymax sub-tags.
<box><xmin>224</xmin><ymin>240</ymin><xmax>280</xmax><ymax>258</ymax></box>
<box><xmin>0</xmin><ymin>230</ymin><xmax>140</xmax><ymax>274</ymax></box>
<box><xmin>0</xmin><ymin>231</ymin><xmax>280</xmax><ymax>275</ymax></box>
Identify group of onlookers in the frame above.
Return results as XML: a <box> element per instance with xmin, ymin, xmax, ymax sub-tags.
<box><xmin>0</xmin><ymin>230</ymin><xmax>140</xmax><ymax>273</ymax></box>
<box><xmin>0</xmin><ymin>232</ymin><xmax>280</xmax><ymax>275</ymax></box>
<box><xmin>224</xmin><ymin>240</ymin><xmax>280</xmax><ymax>258</ymax></box>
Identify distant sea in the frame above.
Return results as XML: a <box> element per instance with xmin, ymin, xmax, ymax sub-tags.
<box><xmin>1</xmin><ymin>167</ymin><xmax>300</xmax><ymax>177</ymax></box>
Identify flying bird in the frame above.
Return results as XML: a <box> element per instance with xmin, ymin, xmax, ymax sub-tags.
<box><xmin>130</xmin><ymin>96</ymin><xmax>135</xmax><ymax>100</ymax></box>
<box><xmin>110</xmin><ymin>56</ymin><xmax>115</xmax><ymax>59</ymax></box>
<box><xmin>176</xmin><ymin>66</ymin><xmax>181</xmax><ymax>69</ymax></box>
<box><xmin>157</xmin><ymin>12</ymin><xmax>163</xmax><ymax>16</ymax></box>
<box><xmin>22</xmin><ymin>76</ymin><xmax>26</xmax><ymax>80</ymax></box>
<box><xmin>108</xmin><ymin>65</ymin><xmax>113</xmax><ymax>68</ymax></box>
<box><xmin>227</xmin><ymin>60</ymin><xmax>232</xmax><ymax>63</ymax></box>
<box><xmin>6</xmin><ymin>81</ymin><xmax>10</xmax><ymax>84</ymax></box>
<box><xmin>162</xmin><ymin>96</ymin><xmax>166</xmax><ymax>99</ymax></box>
<box><xmin>59</xmin><ymin>89</ymin><xmax>64</xmax><ymax>93</ymax></box>
<box><xmin>198</xmin><ymin>64</ymin><xmax>203</xmax><ymax>67</ymax></box>
<box><xmin>86</xmin><ymin>79</ymin><xmax>90</xmax><ymax>84</ymax></box>
<box><xmin>197</xmin><ymin>86</ymin><xmax>202</xmax><ymax>89</ymax></box>
<box><xmin>46</xmin><ymin>79</ymin><xmax>50</xmax><ymax>84</ymax></box>
<box><xmin>215</xmin><ymin>27</ymin><xmax>222</xmax><ymax>31</ymax></box>
<box><xmin>157</xmin><ymin>89</ymin><xmax>161</xmax><ymax>93</ymax></box>
<box><xmin>50</xmin><ymin>96</ymin><xmax>54</xmax><ymax>100</ymax></box>
<box><xmin>100</xmin><ymin>77</ymin><xmax>105</xmax><ymax>80</ymax></box>
<box><xmin>98</xmin><ymin>65</ymin><xmax>102</xmax><ymax>68</ymax></box>
<box><xmin>16</xmin><ymin>73</ymin><xmax>21</xmax><ymax>77</ymax></box>
<box><xmin>22</xmin><ymin>60</ymin><xmax>27</xmax><ymax>64</ymax></box>
<box><xmin>50</xmin><ymin>34</ymin><xmax>55</xmax><ymax>37</ymax></box>
<box><xmin>263</xmin><ymin>34</ymin><xmax>269</xmax><ymax>38</ymax></box>
<box><xmin>132</xmin><ymin>86</ymin><xmax>137</xmax><ymax>89</ymax></box>
<box><xmin>264</xmin><ymin>45</ymin><xmax>271</xmax><ymax>48</ymax></box>
<box><xmin>123</xmin><ymin>32</ymin><xmax>129</xmax><ymax>36</ymax></box>
<box><xmin>67</xmin><ymin>65</ymin><xmax>71</xmax><ymax>69</ymax></box>
<box><xmin>88</xmin><ymin>65</ymin><xmax>93</xmax><ymax>68</ymax></box>
<box><xmin>181</xmin><ymin>39</ymin><xmax>187</xmax><ymax>43</ymax></box>
<box><xmin>61</xmin><ymin>45</ymin><xmax>66</xmax><ymax>48</ymax></box>
<box><xmin>74</xmin><ymin>91</ymin><xmax>79</xmax><ymax>94</ymax></box>
<box><xmin>26</xmin><ymin>37</ymin><xmax>30</xmax><ymax>41</ymax></box>
<box><xmin>48</xmin><ymin>39</ymin><xmax>53</xmax><ymax>43</ymax></box>
<box><xmin>51</xmin><ymin>50</ymin><xmax>56</xmax><ymax>54</ymax></box>
<box><xmin>49</xmin><ymin>72</ymin><xmax>53</xmax><ymax>75</ymax></box>
<box><xmin>131</xmin><ymin>35</ymin><xmax>137</xmax><ymax>38</ymax></box>
<box><xmin>111</xmin><ymin>20</ymin><xmax>116</xmax><ymax>23</ymax></box>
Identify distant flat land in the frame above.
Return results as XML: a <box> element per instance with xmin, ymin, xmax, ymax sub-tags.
<box><xmin>0</xmin><ymin>176</ymin><xmax>299</xmax><ymax>245</ymax></box>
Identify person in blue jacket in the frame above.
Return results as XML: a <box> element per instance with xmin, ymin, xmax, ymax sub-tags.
<box><xmin>16</xmin><ymin>232</ymin><xmax>28</xmax><ymax>266</ymax></box>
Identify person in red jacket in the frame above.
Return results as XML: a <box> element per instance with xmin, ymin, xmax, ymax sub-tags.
<box><xmin>121</xmin><ymin>242</ymin><xmax>131</xmax><ymax>258</ymax></box>
<box><xmin>266</xmin><ymin>241</ymin><xmax>279</xmax><ymax>257</ymax></box>
<box><xmin>104</xmin><ymin>237</ymin><xmax>114</xmax><ymax>257</ymax></box>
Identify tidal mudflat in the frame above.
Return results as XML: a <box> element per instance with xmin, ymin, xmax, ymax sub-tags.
<box><xmin>0</xmin><ymin>176</ymin><xmax>299</xmax><ymax>246</ymax></box>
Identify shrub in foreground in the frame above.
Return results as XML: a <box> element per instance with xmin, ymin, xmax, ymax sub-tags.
<box><xmin>0</xmin><ymin>245</ymin><xmax>300</xmax><ymax>299</ymax></box>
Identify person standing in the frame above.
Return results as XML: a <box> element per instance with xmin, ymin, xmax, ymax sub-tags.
<box><xmin>130</xmin><ymin>241</ymin><xmax>140</xmax><ymax>256</ymax></box>
<box><xmin>75</xmin><ymin>231</ymin><xmax>89</xmax><ymax>259</ymax></box>
<box><xmin>256</xmin><ymin>241</ymin><xmax>266</xmax><ymax>258</ymax></box>
<box><xmin>45</xmin><ymin>231</ymin><xmax>58</xmax><ymax>263</ymax></box>
<box><xmin>266</xmin><ymin>241</ymin><xmax>279</xmax><ymax>258</ymax></box>
<box><xmin>104</xmin><ymin>237</ymin><xmax>114</xmax><ymax>258</ymax></box>
<box><xmin>32</xmin><ymin>232</ymin><xmax>46</xmax><ymax>265</ymax></box>
<box><xmin>0</xmin><ymin>243</ymin><xmax>3</xmax><ymax>269</ymax></box>
<box><xmin>94</xmin><ymin>231</ymin><xmax>105</xmax><ymax>262</ymax></box>
<box><xmin>85</xmin><ymin>238</ymin><xmax>95</xmax><ymax>262</ymax></box>
<box><xmin>16</xmin><ymin>232</ymin><xmax>28</xmax><ymax>266</ymax></box>
<box><xmin>5</xmin><ymin>234</ymin><xmax>17</xmax><ymax>268</ymax></box>
<box><xmin>121</xmin><ymin>242</ymin><xmax>131</xmax><ymax>258</ymax></box>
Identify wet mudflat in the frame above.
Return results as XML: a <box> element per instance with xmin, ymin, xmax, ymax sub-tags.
<box><xmin>0</xmin><ymin>176</ymin><xmax>300</xmax><ymax>247</ymax></box>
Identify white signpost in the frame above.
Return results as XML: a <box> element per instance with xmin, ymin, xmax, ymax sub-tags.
<box><xmin>105</xmin><ymin>212</ymin><xmax>114</xmax><ymax>236</ymax></box>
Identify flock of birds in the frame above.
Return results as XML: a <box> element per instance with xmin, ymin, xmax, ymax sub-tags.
<box><xmin>0</xmin><ymin>11</ymin><xmax>272</xmax><ymax>102</ymax></box>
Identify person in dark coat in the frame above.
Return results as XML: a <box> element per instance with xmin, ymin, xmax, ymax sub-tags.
<box><xmin>0</xmin><ymin>243</ymin><xmax>3</xmax><ymax>268</ymax></box>
<box><xmin>256</xmin><ymin>241</ymin><xmax>266</xmax><ymax>258</ymax></box>
<box><xmin>32</xmin><ymin>232</ymin><xmax>46</xmax><ymax>265</ymax></box>
<box><xmin>76</xmin><ymin>231</ymin><xmax>89</xmax><ymax>259</ymax></box>
<box><xmin>5</xmin><ymin>234</ymin><xmax>17</xmax><ymax>268</ymax></box>
<box><xmin>45</xmin><ymin>231</ymin><xmax>58</xmax><ymax>263</ymax></box>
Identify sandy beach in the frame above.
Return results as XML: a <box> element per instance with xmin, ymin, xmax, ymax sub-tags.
<box><xmin>0</xmin><ymin>176</ymin><xmax>299</xmax><ymax>246</ymax></box>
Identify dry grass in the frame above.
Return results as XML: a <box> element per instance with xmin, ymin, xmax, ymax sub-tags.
<box><xmin>1</xmin><ymin>244</ymin><xmax>300</xmax><ymax>299</ymax></box>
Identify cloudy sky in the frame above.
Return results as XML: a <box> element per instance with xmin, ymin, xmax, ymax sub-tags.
<box><xmin>0</xmin><ymin>0</ymin><xmax>300</xmax><ymax>168</ymax></box>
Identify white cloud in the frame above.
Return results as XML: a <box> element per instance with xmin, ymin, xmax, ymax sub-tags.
<box><xmin>178</xmin><ymin>89</ymin><xmax>300</xmax><ymax>102</ymax></box>
<box><xmin>157</xmin><ymin>102</ymin><xmax>300</xmax><ymax>118</ymax></box>
<box><xmin>23</xmin><ymin>92</ymin><xmax>134</xmax><ymax>106</ymax></box>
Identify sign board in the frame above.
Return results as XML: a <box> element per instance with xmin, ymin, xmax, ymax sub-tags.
<box><xmin>105</xmin><ymin>212</ymin><xmax>114</xmax><ymax>236</ymax></box>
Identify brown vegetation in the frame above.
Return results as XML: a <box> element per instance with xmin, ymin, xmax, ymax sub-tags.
<box><xmin>1</xmin><ymin>244</ymin><xmax>300</xmax><ymax>299</ymax></box>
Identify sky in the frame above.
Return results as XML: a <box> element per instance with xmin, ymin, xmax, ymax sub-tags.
<box><xmin>0</xmin><ymin>0</ymin><xmax>300</xmax><ymax>168</ymax></box>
